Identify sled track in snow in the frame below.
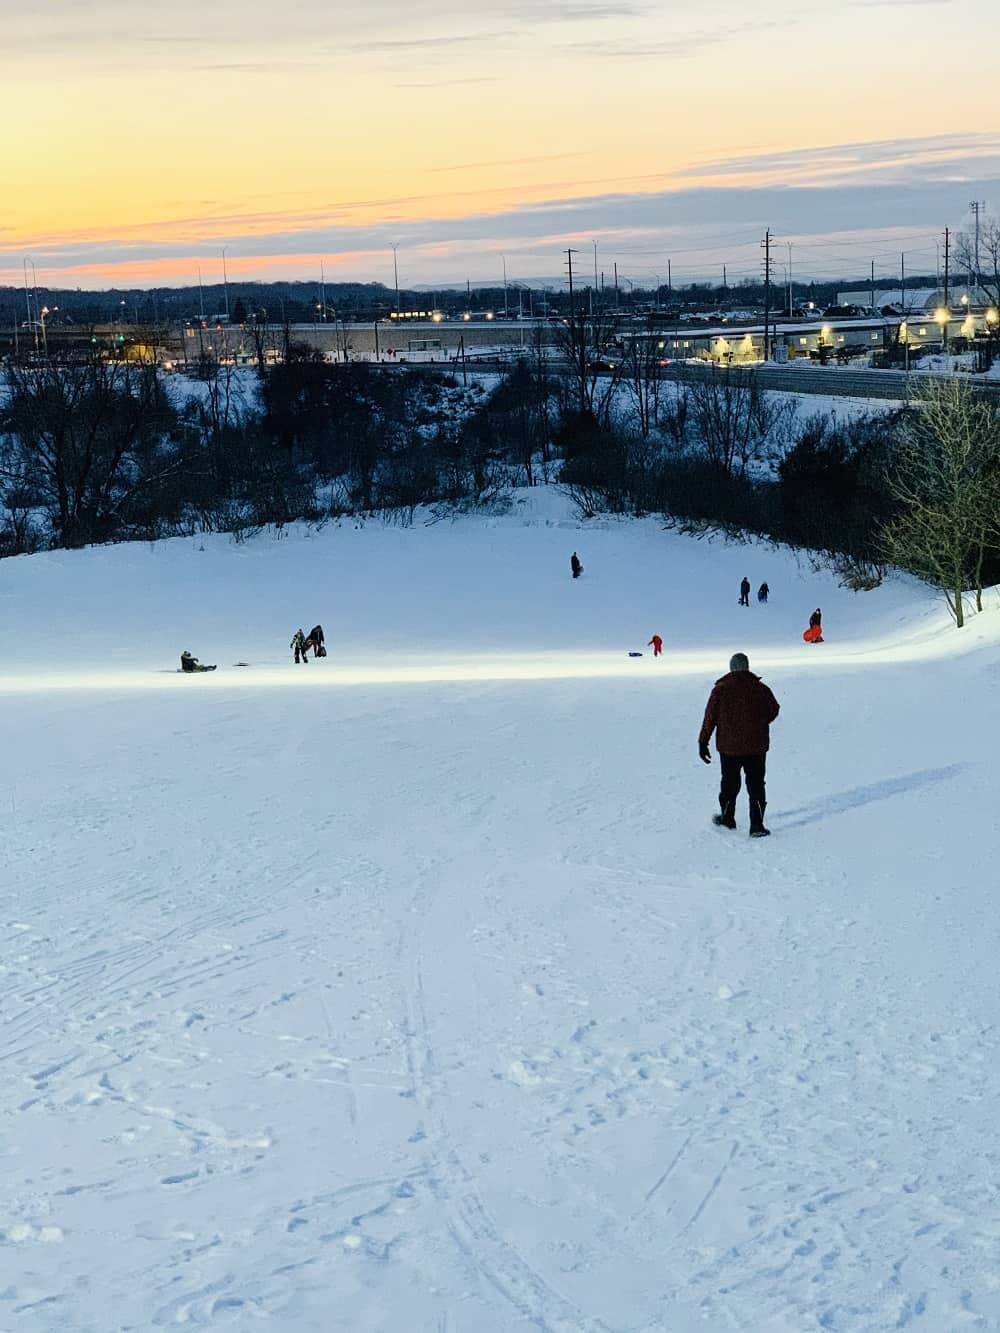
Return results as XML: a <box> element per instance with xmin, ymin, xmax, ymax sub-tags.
<box><xmin>398</xmin><ymin>866</ymin><xmax>613</xmax><ymax>1333</ymax></box>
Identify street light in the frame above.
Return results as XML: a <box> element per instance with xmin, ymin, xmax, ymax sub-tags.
<box><xmin>39</xmin><ymin>305</ymin><xmax>54</xmax><ymax>357</ymax></box>
<box><xmin>390</xmin><ymin>243</ymin><xmax>400</xmax><ymax>317</ymax></box>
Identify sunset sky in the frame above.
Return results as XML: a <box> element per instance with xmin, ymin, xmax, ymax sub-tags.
<box><xmin>2</xmin><ymin>0</ymin><xmax>998</xmax><ymax>290</ymax></box>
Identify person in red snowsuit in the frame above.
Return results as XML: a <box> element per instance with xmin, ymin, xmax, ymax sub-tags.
<box><xmin>647</xmin><ymin>634</ymin><xmax>663</xmax><ymax>657</ymax></box>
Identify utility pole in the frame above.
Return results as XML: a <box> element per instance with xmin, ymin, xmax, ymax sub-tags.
<box><xmin>970</xmin><ymin>200</ymin><xmax>985</xmax><ymax>288</ymax></box>
<box><xmin>667</xmin><ymin>258</ymin><xmax>672</xmax><ymax>294</ymax></box>
<box><xmin>391</xmin><ymin>242</ymin><xmax>400</xmax><ymax>317</ymax></box>
<box><xmin>760</xmin><ymin>229</ymin><xmax>773</xmax><ymax>360</ymax></box>
<box><xmin>949</xmin><ymin>225</ymin><xmax>954</xmax><ymax>351</ymax></box>
<box><xmin>566</xmin><ymin>247</ymin><xmax>585</xmax><ymax>413</ymax></box>
<box><xmin>320</xmin><ymin>260</ymin><xmax>327</xmax><ymax>322</ymax></box>
<box><xmin>722</xmin><ymin>263</ymin><xmax>727</xmax><ymax>295</ymax></box>
<box><xmin>786</xmin><ymin>241</ymin><xmax>793</xmax><ymax>314</ymax></box>
<box><xmin>23</xmin><ymin>258</ymin><xmax>35</xmax><ymax>350</ymax></box>
<box><xmin>614</xmin><ymin>261</ymin><xmax>619</xmax><ymax>308</ymax></box>
<box><xmin>222</xmin><ymin>246</ymin><xmax>230</xmax><ymax>321</ymax></box>
<box><xmin>502</xmin><ymin>254</ymin><xmax>508</xmax><ymax>319</ymax></box>
<box><xmin>900</xmin><ymin>252</ymin><xmax>905</xmax><ymax>311</ymax></box>
<box><xmin>593</xmin><ymin>239</ymin><xmax>599</xmax><ymax>313</ymax></box>
<box><xmin>870</xmin><ymin>259</ymin><xmax>875</xmax><ymax>312</ymax></box>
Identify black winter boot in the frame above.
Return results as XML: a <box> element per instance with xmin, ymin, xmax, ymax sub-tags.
<box><xmin>713</xmin><ymin>798</ymin><xmax>737</xmax><ymax>830</ymax></box>
<box><xmin>749</xmin><ymin>798</ymin><xmax>770</xmax><ymax>838</ymax></box>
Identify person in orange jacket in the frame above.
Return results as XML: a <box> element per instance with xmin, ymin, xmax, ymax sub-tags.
<box><xmin>647</xmin><ymin>633</ymin><xmax>663</xmax><ymax>657</ymax></box>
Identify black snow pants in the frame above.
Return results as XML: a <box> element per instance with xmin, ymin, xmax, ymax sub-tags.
<box><xmin>719</xmin><ymin>753</ymin><xmax>767</xmax><ymax>831</ymax></box>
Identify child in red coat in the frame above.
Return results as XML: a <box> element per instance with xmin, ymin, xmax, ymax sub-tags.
<box><xmin>647</xmin><ymin>634</ymin><xmax>663</xmax><ymax>657</ymax></box>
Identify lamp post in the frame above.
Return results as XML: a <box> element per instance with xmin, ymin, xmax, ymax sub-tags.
<box><xmin>985</xmin><ymin>308</ymin><xmax>998</xmax><ymax>366</ymax></box>
<box><xmin>23</xmin><ymin>257</ymin><xmax>37</xmax><ymax>351</ymax></box>
<box><xmin>390</xmin><ymin>243</ymin><xmax>400</xmax><ymax>317</ymax></box>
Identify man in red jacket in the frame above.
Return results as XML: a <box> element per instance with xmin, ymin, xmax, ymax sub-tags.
<box><xmin>699</xmin><ymin>652</ymin><xmax>780</xmax><ymax>838</ymax></box>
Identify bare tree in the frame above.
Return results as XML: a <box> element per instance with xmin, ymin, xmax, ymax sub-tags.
<box><xmin>689</xmin><ymin>367</ymin><xmax>794</xmax><ymax>478</ymax></box>
<box><xmin>1</xmin><ymin>360</ymin><xmax>180</xmax><ymax>547</ymax></box>
<box><xmin>621</xmin><ymin>328</ymin><xmax>664</xmax><ymax>439</ymax></box>
<box><xmin>882</xmin><ymin>378</ymin><xmax>1000</xmax><ymax>626</ymax></box>
<box><xmin>956</xmin><ymin>216</ymin><xmax>1000</xmax><ymax>310</ymax></box>
<box><xmin>552</xmin><ymin>311</ymin><xmax>624</xmax><ymax>426</ymax></box>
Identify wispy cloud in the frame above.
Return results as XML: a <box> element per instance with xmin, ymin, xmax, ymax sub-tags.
<box><xmin>5</xmin><ymin>152</ymin><xmax>995</xmax><ymax>290</ymax></box>
<box><xmin>394</xmin><ymin>76</ymin><xmax>497</xmax><ymax>88</ymax></box>
<box><xmin>562</xmin><ymin>19</ymin><xmax>781</xmax><ymax>59</ymax></box>
<box><xmin>349</xmin><ymin>29</ymin><xmax>516</xmax><ymax>52</ymax></box>
<box><xmin>676</xmin><ymin>132</ymin><xmax>1000</xmax><ymax>182</ymax></box>
<box><xmin>427</xmin><ymin>152</ymin><xmax>588</xmax><ymax>174</ymax></box>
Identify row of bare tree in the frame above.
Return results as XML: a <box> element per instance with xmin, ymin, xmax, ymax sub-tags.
<box><xmin>3</xmin><ymin>353</ymin><xmax>998</xmax><ymax>631</ymax></box>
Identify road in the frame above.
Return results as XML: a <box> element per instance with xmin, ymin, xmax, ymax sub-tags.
<box><xmin>405</xmin><ymin>353</ymin><xmax>1000</xmax><ymax>402</ymax></box>
<box><xmin>659</xmin><ymin>359</ymin><xmax>1000</xmax><ymax>402</ymax></box>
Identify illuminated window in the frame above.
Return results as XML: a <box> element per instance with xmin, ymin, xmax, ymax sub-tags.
<box><xmin>837</xmin><ymin>335</ymin><xmax>845</xmax><ymax>343</ymax></box>
<box><xmin>799</xmin><ymin>337</ymin><xmax>807</xmax><ymax>345</ymax></box>
<box><xmin>871</xmin><ymin>333</ymin><xmax>878</xmax><ymax>341</ymax></box>
<box><xmin>919</xmin><ymin>327</ymin><xmax>926</xmax><ymax>336</ymax></box>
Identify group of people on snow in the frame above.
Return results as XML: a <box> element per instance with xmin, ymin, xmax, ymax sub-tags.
<box><xmin>180</xmin><ymin>622</ymin><xmax>326</xmax><ymax>673</ymax></box>
<box><xmin>291</xmin><ymin>625</ymin><xmax>326</xmax><ymax>664</ymax></box>
<box><xmin>739</xmin><ymin>576</ymin><xmax>769</xmax><ymax>606</ymax></box>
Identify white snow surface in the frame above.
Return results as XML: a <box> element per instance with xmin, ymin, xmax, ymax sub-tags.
<box><xmin>3</xmin><ymin>489</ymin><xmax>1000</xmax><ymax>1332</ymax></box>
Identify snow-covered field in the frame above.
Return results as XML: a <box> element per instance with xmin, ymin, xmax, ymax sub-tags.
<box><xmin>3</xmin><ymin>492</ymin><xmax>1000</xmax><ymax>1332</ymax></box>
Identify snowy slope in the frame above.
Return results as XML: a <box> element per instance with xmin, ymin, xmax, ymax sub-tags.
<box><xmin>3</xmin><ymin>492</ymin><xmax>1000</xmax><ymax>1332</ymax></box>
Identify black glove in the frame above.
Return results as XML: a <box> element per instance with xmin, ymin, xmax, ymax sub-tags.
<box><xmin>699</xmin><ymin>743</ymin><xmax>712</xmax><ymax>765</ymax></box>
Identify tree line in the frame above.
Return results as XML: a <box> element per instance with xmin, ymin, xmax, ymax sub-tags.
<box><xmin>2</xmin><ymin>352</ymin><xmax>998</xmax><ymax>628</ymax></box>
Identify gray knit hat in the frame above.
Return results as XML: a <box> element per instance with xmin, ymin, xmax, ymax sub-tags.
<box><xmin>729</xmin><ymin>652</ymin><xmax>750</xmax><ymax>673</ymax></box>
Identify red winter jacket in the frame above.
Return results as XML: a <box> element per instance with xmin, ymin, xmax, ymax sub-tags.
<box><xmin>699</xmin><ymin>671</ymin><xmax>780</xmax><ymax>756</ymax></box>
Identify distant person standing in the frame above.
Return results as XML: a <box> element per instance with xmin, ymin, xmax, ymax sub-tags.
<box><xmin>647</xmin><ymin>633</ymin><xmax>663</xmax><ymax>657</ymax></box>
<box><xmin>291</xmin><ymin>628</ymin><xmax>309</xmax><ymax>664</ymax></box>
<box><xmin>757</xmin><ymin>582</ymin><xmax>769</xmax><ymax>604</ymax></box>
<box><xmin>739</xmin><ymin>576</ymin><xmax>751</xmax><ymax>607</ymax></box>
<box><xmin>699</xmin><ymin>651</ymin><xmax>780</xmax><ymax>838</ymax></box>
<box><xmin>304</xmin><ymin>624</ymin><xmax>326</xmax><ymax>658</ymax></box>
<box><xmin>571</xmin><ymin>552</ymin><xmax>583</xmax><ymax>580</ymax></box>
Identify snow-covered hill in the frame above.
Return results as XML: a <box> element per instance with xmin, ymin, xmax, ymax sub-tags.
<box><xmin>3</xmin><ymin>492</ymin><xmax>1000</xmax><ymax>1331</ymax></box>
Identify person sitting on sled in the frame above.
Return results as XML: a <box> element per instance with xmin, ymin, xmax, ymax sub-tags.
<box><xmin>303</xmin><ymin>624</ymin><xmax>325</xmax><ymax>658</ymax></box>
<box><xmin>803</xmin><ymin>607</ymin><xmax>824</xmax><ymax>643</ymax></box>
<box><xmin>647</xmin><ymin>633</ymin><xmax>663</xmax><ymax>657</ymax></box>
<box><xmin>180</xmin><ymin>650</ymin><xmax>215</xmax><ymax>673</ymax></box>
<box><xmin>291</xmin><ymin>629</ymin><xmax>309</xmax><ymax>664</ymax></box>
